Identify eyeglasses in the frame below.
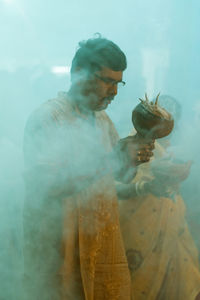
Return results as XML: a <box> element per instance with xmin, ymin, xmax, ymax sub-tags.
<box><xmin>94</xmin><ymin>74</ymin><xmax>126</xmax><ymax>87</ymax></box>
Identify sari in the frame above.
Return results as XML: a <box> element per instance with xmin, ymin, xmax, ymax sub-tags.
<box><xmin>119</xmin><ymin>141</ymin><xmax>200</xmax><ymax>300</ymax></box>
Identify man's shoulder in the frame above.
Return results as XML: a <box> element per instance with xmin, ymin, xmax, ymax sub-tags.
<box><xmin>25</xmin><ymin>92</ymin><xmax>72</xmax><ymax>130</ymax></box>
<box><xmin>96</xmin><ymin>110</ymin><xmax>113</xmax><ymax>124</ymax></box>
<box><xmin>96</xmin><ymin>110</ymin><xmax>119</xmax><ymax>144</ymax></box>
<box><xmin>96</xmin><ymin>110</ymin><xmax>118</xmax><ymax>132</ymax></box>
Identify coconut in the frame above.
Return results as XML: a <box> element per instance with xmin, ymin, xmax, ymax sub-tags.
<box><xmin>132</xmin><ymin>93</ymin><xmax>174</xmax><ymax>140</ymax></box>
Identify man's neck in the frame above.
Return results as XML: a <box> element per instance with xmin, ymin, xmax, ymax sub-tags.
<box><xmin>67</xmin><ymin>88</ymin><xmax>95</xmax><ymax>119</ymax></box>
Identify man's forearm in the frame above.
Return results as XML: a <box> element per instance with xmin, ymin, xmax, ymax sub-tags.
<box><xmin>109</xmin><ymin>146</ymin><xmax>137</xmax><ymax>184</ymax></box>
<box><xmin>24</xmin><ymin>163</ymin><xmax>109</xmax><ymax>198</ymax></box>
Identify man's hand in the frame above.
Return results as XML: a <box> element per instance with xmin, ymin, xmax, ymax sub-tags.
<box><xmin>118</xmin><ymin>135</ymin><xmax>155</xmax><ymax>167</ymax></box>
<box><xmin>112</xmin><ymin>135</ymin><xmax>154</xmax><ymax>183</ymax></box>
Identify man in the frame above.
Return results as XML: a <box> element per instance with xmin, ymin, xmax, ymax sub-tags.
<box><xmin>23</xmin><ymin>36</ymin><xmax>154</xmax><ymax>300</ymax></box>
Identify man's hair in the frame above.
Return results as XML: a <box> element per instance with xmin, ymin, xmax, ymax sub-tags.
<box><xmin>70</xmin><ymin>34</ymin><xmax>127</xmax><ymax>76</ymax></box>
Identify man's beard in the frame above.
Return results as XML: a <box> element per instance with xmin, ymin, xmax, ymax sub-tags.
<box><xmin>95</xmin><ymin>95</ymin><xmax>115</xmax><ymax>111</ymax></box>
<box><xmin>77</xmin><ymin>91</ymin><xmax>115</xmax><ymax>112</ymax></box>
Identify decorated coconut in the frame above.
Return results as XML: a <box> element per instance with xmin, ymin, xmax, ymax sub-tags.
<box><xmin>132</xmin><ymin>93</ymin><xmax>174</xmax><ymax>140</ymax></box>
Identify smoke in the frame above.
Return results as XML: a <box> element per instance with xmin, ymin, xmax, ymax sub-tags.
<box><xmin>174</xmin><ymin>108</ymin><xmax>200</xmax><ymax>249</ymax></box>
<box><xmin>0</xmin><ymin>0</ymin><xmax>200</xmax><ymax>299</ymax></box>
<box><xmin>0</xmin><ymin>138</ymin><xmax>24</xmax><ymax>299</ymax></box>
<box><xmin>142</xmin><ymin>48</ymin><xmax>170</xmax><ymax>97</ymax></box>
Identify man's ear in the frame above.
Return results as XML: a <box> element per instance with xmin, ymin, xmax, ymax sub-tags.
<box><xmin>71</xmin><ymin>68</ymin><xmax>91</xmax><ymax>84</ymax></box>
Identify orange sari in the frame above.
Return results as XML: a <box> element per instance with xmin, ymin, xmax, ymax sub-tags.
<box><xmin>119</xmin><ymin>142</ymin><xmax>200</xmax><ymax>300</ymax></box>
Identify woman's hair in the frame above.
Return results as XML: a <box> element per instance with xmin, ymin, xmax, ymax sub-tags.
<box><xmin>158</xmin><ymin>94</ymin><xmax>182</xmax><ymax>122</ymax></box>
<box><xmin>70</xmin><ymin>34</ymin><xmax>127</xmax><ymax>76</ymax></box>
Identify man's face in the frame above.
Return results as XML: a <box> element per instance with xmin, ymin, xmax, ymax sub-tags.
<box><xmin>81</xmin><ymin>67</ymin><xmax>124</xmax><ymax>111</ymax></box>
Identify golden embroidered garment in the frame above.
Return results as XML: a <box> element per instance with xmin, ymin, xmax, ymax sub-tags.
<box><xmin>119</xmin><ymin>141</ymin><xmax>200</xmax><ymax>300</ymax></box>
<box><xmin>23</xmin><ymin>92</ymin><xmax>131</xmax><ymax>300</ymax></box>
